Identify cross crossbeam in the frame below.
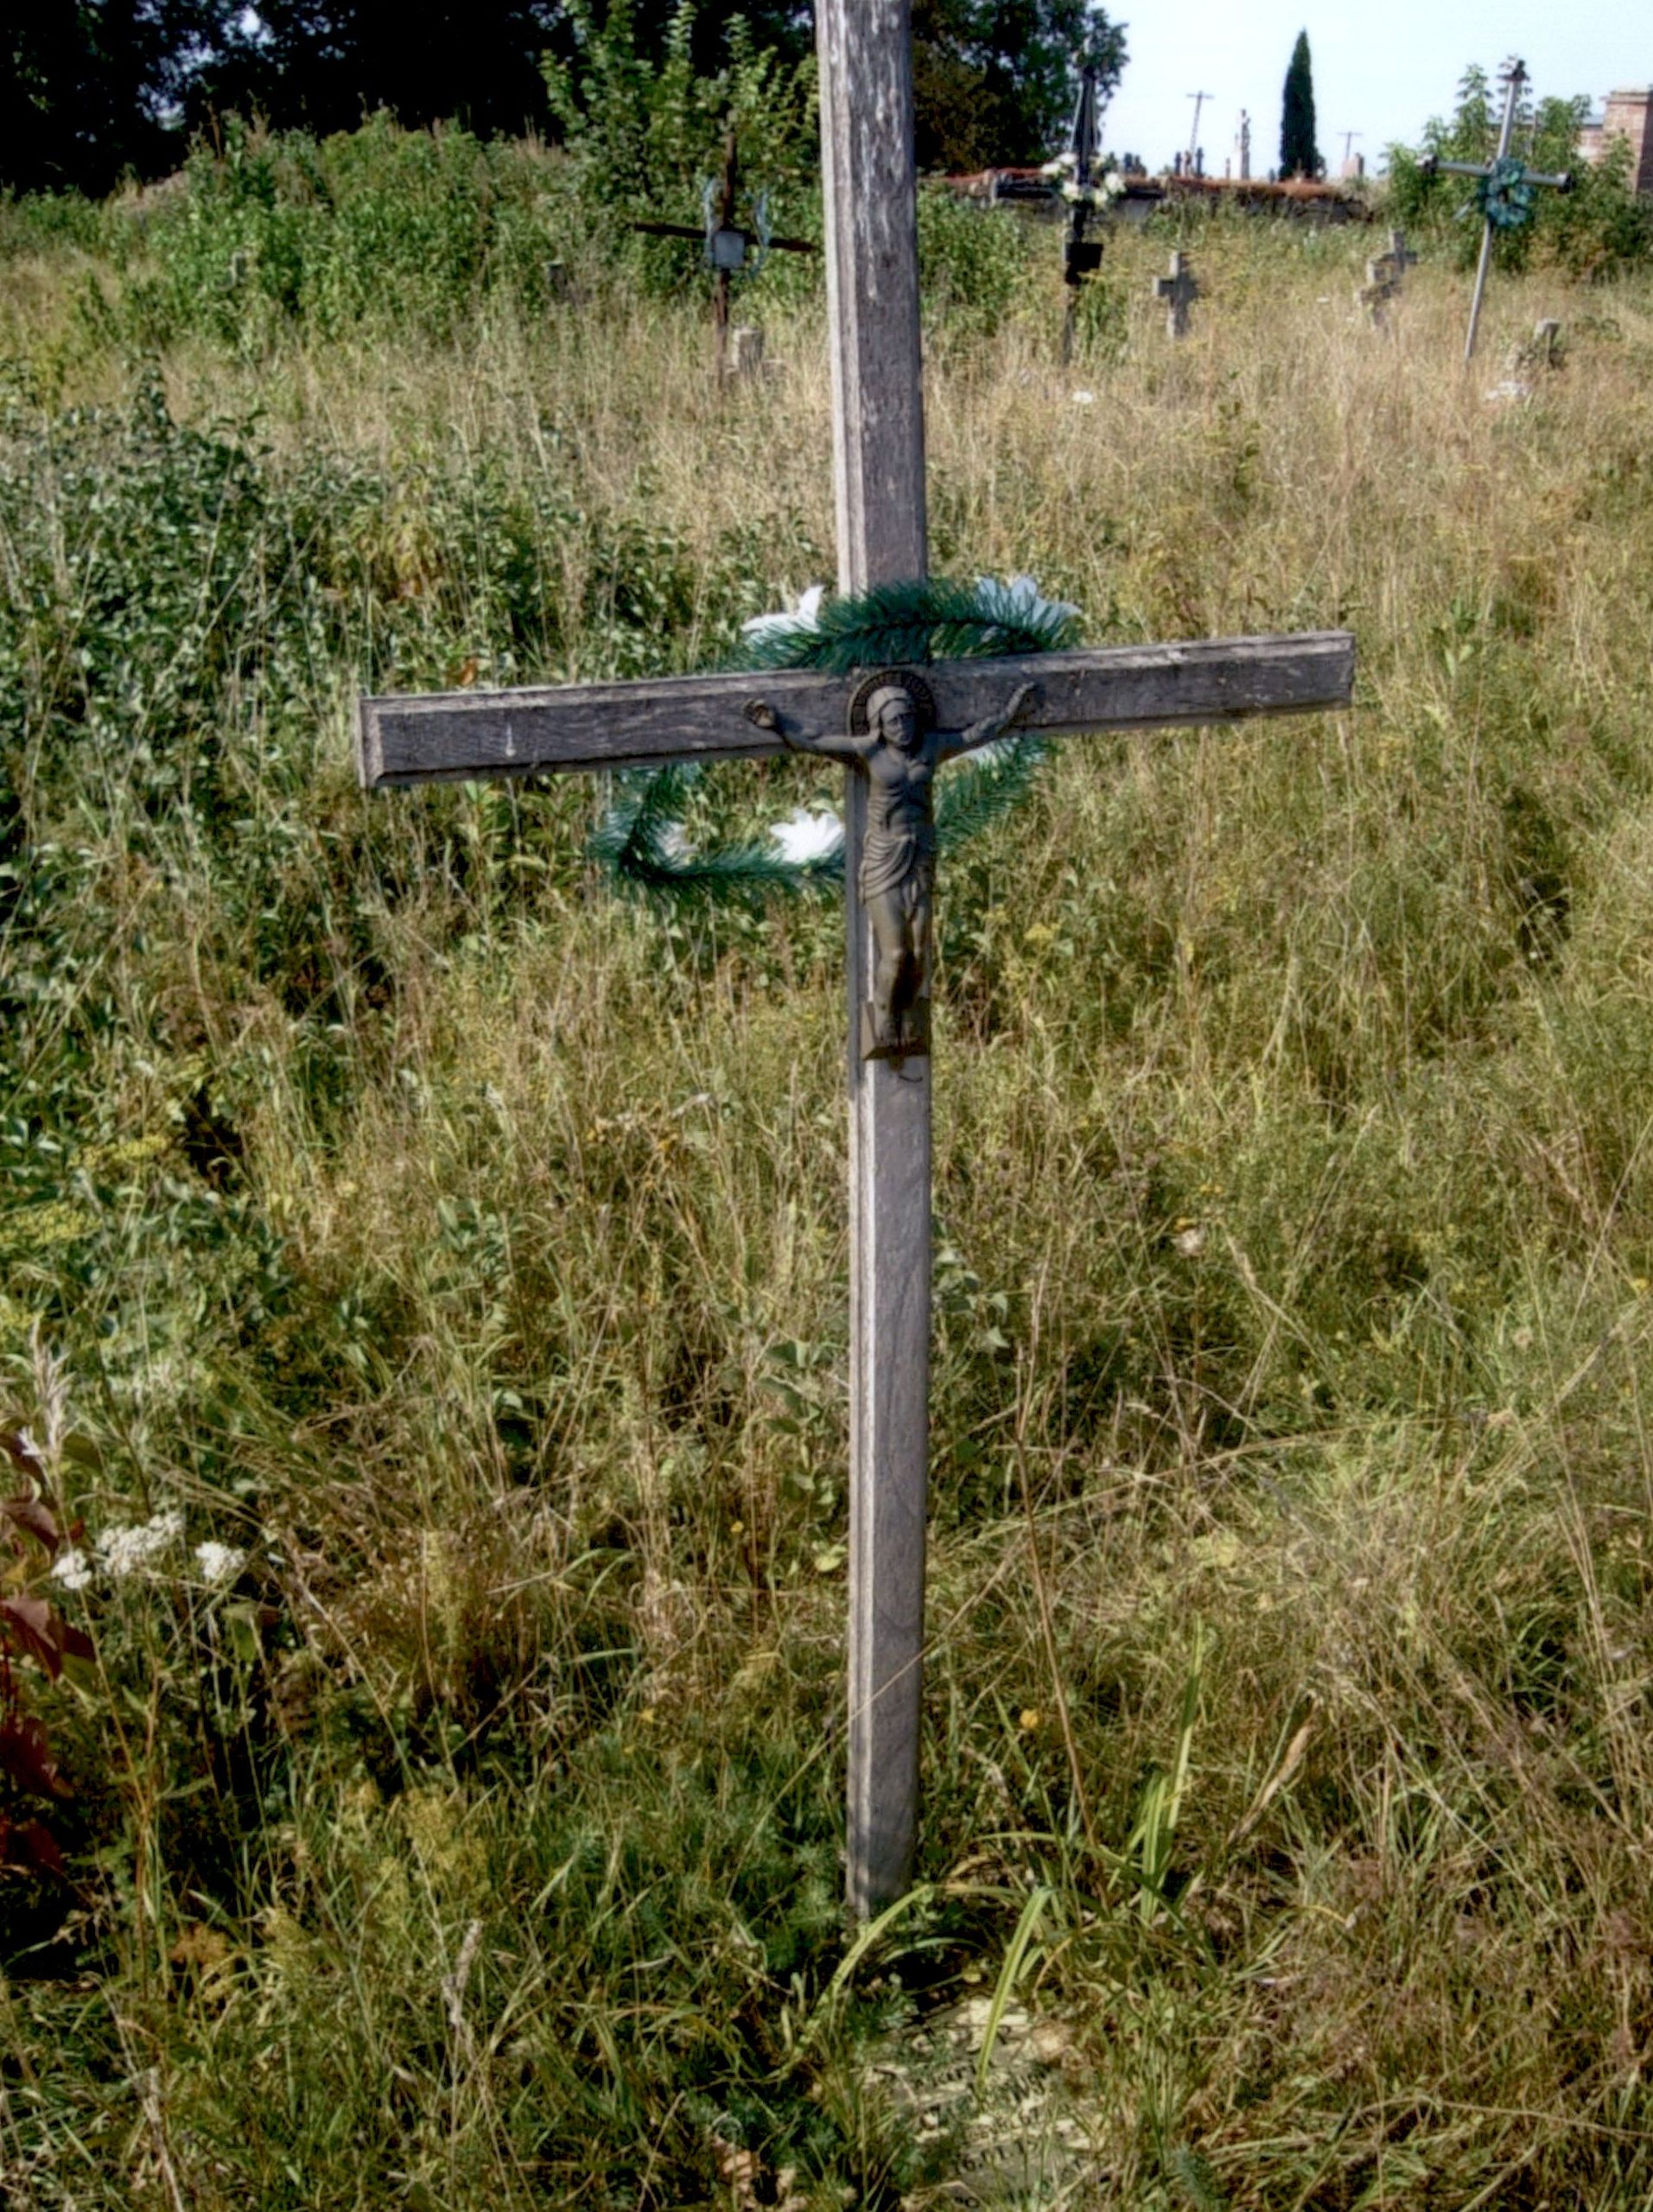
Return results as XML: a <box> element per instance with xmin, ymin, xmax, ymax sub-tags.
<box><xmin>357</xmin><ymin>633</ymin><xmax>1356</xmax><ymax>789</ymax></box>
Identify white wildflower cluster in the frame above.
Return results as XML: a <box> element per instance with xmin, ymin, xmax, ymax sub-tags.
<box><xmin>98</xmin><ymin>1509</ymin><xmax>185</xmax><ymax>1580</ymax></box>
<box><xmin>49</xmin><ymin>1516</ymin><xmax>248</xmax><ymax>1592</ymax></box>
<box><xmin>50</xmin><ymin>1509</ymin><xmax>186</xmax><ymax>1589</ymax></box>
<box><xmin>194</xmin><ymin>1541</ymin><xmax>246</xmax><ymax>1586</ymax></box>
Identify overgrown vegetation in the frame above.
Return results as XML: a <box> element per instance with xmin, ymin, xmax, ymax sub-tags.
<box><xmin>4</xmin><ymin>123</ymin><xmax>1653</xmax><ymax>2209</ymax></box>
<box><xmin>1388</xmin><ymin>64</ymin><xmax>1653</xmax><ymax>278</ymax></box>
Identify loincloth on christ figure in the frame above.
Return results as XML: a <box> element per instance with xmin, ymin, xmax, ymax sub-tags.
<box><xmin>859</xmin><ymin>818</ymin><xmax>936</xmax><ymax>910</ymax></box>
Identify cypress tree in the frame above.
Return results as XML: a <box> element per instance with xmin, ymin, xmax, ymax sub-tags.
<box><xmin>1279</xmin><ymin>29</ymin><xmax>1320</xmax><ymax>180</ymax></box>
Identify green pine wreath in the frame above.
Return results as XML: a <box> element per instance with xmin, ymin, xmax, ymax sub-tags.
<box><xmin>1472</xmin><ymin>156</ymin><xmax>1537</xmax><ymax>231</ymax></box>
<box><xmin>589</xmin><ymin>575</ymin><xmax>1082</xmax><ymax>905</ymax></box>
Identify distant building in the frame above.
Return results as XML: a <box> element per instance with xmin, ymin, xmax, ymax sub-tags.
<box><xmin>1576</xmin><ymin>88</ymin><xmax>1653</xmax><ymax>194</ymax></box>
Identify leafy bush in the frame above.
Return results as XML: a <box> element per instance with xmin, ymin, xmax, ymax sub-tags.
<box><xmin>1386</xmin><ymin>65</ymin><xmax>1653</xmax><ymax>276</ymax></box>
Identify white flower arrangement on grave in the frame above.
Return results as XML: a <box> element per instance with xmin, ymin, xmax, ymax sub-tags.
<box><xmin>588</xmin><ymin>575</ymin><xmax>1084</xmax><ymax>904</ymax></box>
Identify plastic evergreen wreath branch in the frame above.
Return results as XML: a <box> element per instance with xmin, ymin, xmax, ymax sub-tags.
<box><xmin>1471</xmin><ymin>156</ymin><xmax>1537</xmax><ymax>232</ymax></box>
<box><xmin>589</xmin><ymin>575</ymin><xmax>1081</xmax><ymax>906</ymax></box>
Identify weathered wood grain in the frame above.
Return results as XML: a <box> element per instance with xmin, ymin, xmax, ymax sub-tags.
<box><xmin>356</xmin><ymin>632</ymin><xmax>1357</xmax><ymax>789</ymax></box>
<box><xmin>819</xmin><ymin>0</ymin><xmax>933</xmax><ymax>1922</ymax></box>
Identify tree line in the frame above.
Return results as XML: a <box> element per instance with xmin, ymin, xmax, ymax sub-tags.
<box><xmin>3</xmin><ymin>1</ymin><xmax>1126</xmax><ymax>199</ymax></box>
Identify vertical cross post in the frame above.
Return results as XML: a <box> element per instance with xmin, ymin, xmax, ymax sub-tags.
<box><xmin>818</xmin><ymin>0</ymin><xmax>932</xmax><ymax>1919</ymax></box>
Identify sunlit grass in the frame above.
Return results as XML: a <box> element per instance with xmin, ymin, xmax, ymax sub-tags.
<box><xmin>3</xmin><ymin>164</ymin><xmax>1653</xmax><ymax>2206</ymax></box>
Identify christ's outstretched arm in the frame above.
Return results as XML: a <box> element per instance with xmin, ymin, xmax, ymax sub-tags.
<box><xmin>743</xmin><ymin>697</ymin><xmax>871</xmax><ymax>763</ymax></box>
<box><xmin>937</xmin><ymin>680</ymin><xmax>1042</xmax><ymax>762</ymax></box>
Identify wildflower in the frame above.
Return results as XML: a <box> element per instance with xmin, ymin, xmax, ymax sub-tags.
<box><xmin>50</xmin><ymin>1548</ymin><xmax>93</xmax><ymax>1592</ymax></box>
<box><xmin>1019</xmin><ymin>1707</ymin><xmax>1042</xmax><ymax>1732</ymax></box>
<box><xmin>770</xmin><ymin>805</ymin><xmax>843</xmax><ymax>865</ymax></box>
<box><xmin>96</xmin><ymin>1509</ymin><xmax>185</xmax><ymax>1580</ymax></box>
<box><xmin>1071</xmin><ymin>390</ymin><xmax>1097</xmax><ymax>405</ymax></box>
<box><xmin>194</xmin><ymin>1541</ymin><xmax>246</xmax><ymax>1586</ymax></box>
<box><xmin>741</xmin><ymin>583</ymin><xmax>826</xmax><ymax>645</ymax></box>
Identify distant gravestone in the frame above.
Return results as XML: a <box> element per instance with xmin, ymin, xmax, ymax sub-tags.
<box><xmin>728</xmin><ymin>325</ymin><xmax>766</xmax><ymax>378</ymax></box>
<box><xmin>1355</xmin><ymin>227</ymin><xmax>1416</xmax><ymax>329</ymax></box>
<box><xmin>1356</xmin><ymin>256</ymin><xmax>1399</xmax><ymax>327</ymax></box>
<box><xmin>1154</xmin><ymin>251</ymin><xmax>1200</xmax><ymax>338</ymax></box>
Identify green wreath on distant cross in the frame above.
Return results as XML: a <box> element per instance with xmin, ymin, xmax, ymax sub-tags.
<box><xmin>1472</xmin><ymin>156</ymin><xmax>1537</xmax><ymax>231</ymax></box>
<box><xmin>588</xmin><ymin>575</ymin><xmax>1082</xmax><ymax>905</ymax></box>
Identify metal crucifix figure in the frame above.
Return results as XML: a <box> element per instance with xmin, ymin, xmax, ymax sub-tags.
<box><xmin>747</xmin><ymin>671</ymin><xmax>1039</xmax><ymax>1060</ymax></box>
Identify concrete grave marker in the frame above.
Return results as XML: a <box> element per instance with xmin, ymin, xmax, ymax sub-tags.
<box><xmin>1154</xmin><ymin>251</ymin><xmax>1200</xmax><ymax>339</ymax></box>
<box><xmin>358</xmin><ymin>0</ymin><xmax>1355</xmax><ymax>1919</ymax></box>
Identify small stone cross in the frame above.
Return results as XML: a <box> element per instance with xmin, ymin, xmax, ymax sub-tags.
<box><xmin>358</xmin><ymin>0</ymin><xmax>1354</xmax><ymax>1921</ymax></box>
<box><xmin>1154</xmin><ymin>251</ymin><xmax>1200</xmax><ymax>339</ymax></box>
<box><xmin>1383</xmin><ymin>229</ymin><xmax>1418</xmax><ymax>283</ymax></box>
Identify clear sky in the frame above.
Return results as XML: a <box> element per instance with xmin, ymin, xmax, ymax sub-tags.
<box><xmin>1097</xmin><ymin>2</ymin><xmax>1643</xmax><ymax>178</ymax></box>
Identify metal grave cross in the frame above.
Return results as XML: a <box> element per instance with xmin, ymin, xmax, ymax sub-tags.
<box><xmin>1420</xmin><ymin>59</ymin><xmax>1571</xmax><ymax>363</ymax></box>
<box><xmin>632</xmin><ymin>127</ymin><xmax>818</xmax><ymax>380</ymax></box>
<box><xmin>1154</xmin><ymin>250</ymin><xmax>1200</xmax><ymax>340</ymax></box>
<box><xmin>358</xmin><ymin>1</ymin><xmax>1355</xmax><ymax>1920</ymax></box>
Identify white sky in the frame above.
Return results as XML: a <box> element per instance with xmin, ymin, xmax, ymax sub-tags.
<box><xmin>1097</xmin><ymin>1</ymin><xmax>1644</xmax><ymax>176</ymax></box>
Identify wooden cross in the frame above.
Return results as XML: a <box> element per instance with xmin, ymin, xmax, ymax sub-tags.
<box><xmin>632</xmin><ymin>128</ymin><xmax>818</xmax><ymax>379</ymax></box>
<box><xmin>1154</xmin><ymin>250</ymin><xmax>1200</xmax><ymax>339</ymax></box>
<box><xmin>1420</xmin><ymin>60</ymin><xmax>1570</xmax><ymax>363</ymax></box>
<box><xmin>358</xmin><ymin>0</ymin><xmax>1355</xmax><ymax>1919</ymax></box>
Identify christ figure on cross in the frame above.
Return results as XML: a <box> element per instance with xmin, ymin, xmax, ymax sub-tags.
<box><xmin>749</xmin><ymin>671</ymin><xmax>1039</xmax><ymax>1058</ymax></box>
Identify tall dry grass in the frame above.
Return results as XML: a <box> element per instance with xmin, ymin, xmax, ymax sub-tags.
<box><xmin>4</xmin><ymin>188</ymin><xmax>1653</xmax><ymax>2207</ymax></box>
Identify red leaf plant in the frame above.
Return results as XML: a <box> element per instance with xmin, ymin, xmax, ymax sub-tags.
<box><xmin>1</xmin><ymin>1483</ymin><xmax>92</xmax><ymax>1880</ymax></box>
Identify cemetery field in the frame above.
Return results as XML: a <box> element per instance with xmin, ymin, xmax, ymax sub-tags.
<box><xmin>7</xmin><ymin>170</ymin><xmax>1653</xmax><ymax>2209</ymax></box>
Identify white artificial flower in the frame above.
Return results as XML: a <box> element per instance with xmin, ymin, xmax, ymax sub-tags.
<box><xmin>194</xmin><ymin>1541</ymin><xmax>246</xmax><ymax>1586</ymax></box>
<box><xmin>96</xmin><ymin>1508</ymin><xmax>185</xmax><ymax>1580</ymax></box>
<box><xmin>976</xmin><ymin>574</ymin><xmax>1082</xmax><ymax>626</ymax></box>
<box><xmin>770</xmin><ymin>806</ymin><xmax>843</xmax><ymax>865</ymax></box>
<box><xmin>741</xmin><ymin>583</ymin><xmax>827</xmax><ymax>645</ymax></box>
<box><xmin>50</xmin><ymin>1548</ymin><xmax>93</xmax><ymax>1592</ymax></box>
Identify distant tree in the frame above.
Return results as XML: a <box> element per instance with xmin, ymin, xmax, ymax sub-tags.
<box><xmin>2</xmin><ymin>0</ymin><xmax>235</xmax><ymax>194</ymax></box>
<box><xmin>912</xmin><ymin>1</ymin><xmax>1127</xmax><ymax>173</ymax></box>
<box><xmin>1279</xmin><ymin>29</ymin><xmax>1320</xmax><ymax>181</ymax></box>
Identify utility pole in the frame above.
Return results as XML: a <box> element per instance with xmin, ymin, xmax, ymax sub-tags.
<box><xmin>1186</xmin><ymin>92</ymin><xmax>1211</xmax><ymax>168</ymax></box>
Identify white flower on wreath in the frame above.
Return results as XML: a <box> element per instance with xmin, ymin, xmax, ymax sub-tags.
<box><xmin>741</xmin><ymin>583</ymin><xmax>826</xmax><ymax>646</ymax></box>
<box><xmin>975</xmin><ymin>574</ymin><xmax>1081</xmax><ymax>628</ymax></box>
<box><xmin>770</xmin><ymin>806</ymin><xmax>843</xmax><ymax>865</ymax></box>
